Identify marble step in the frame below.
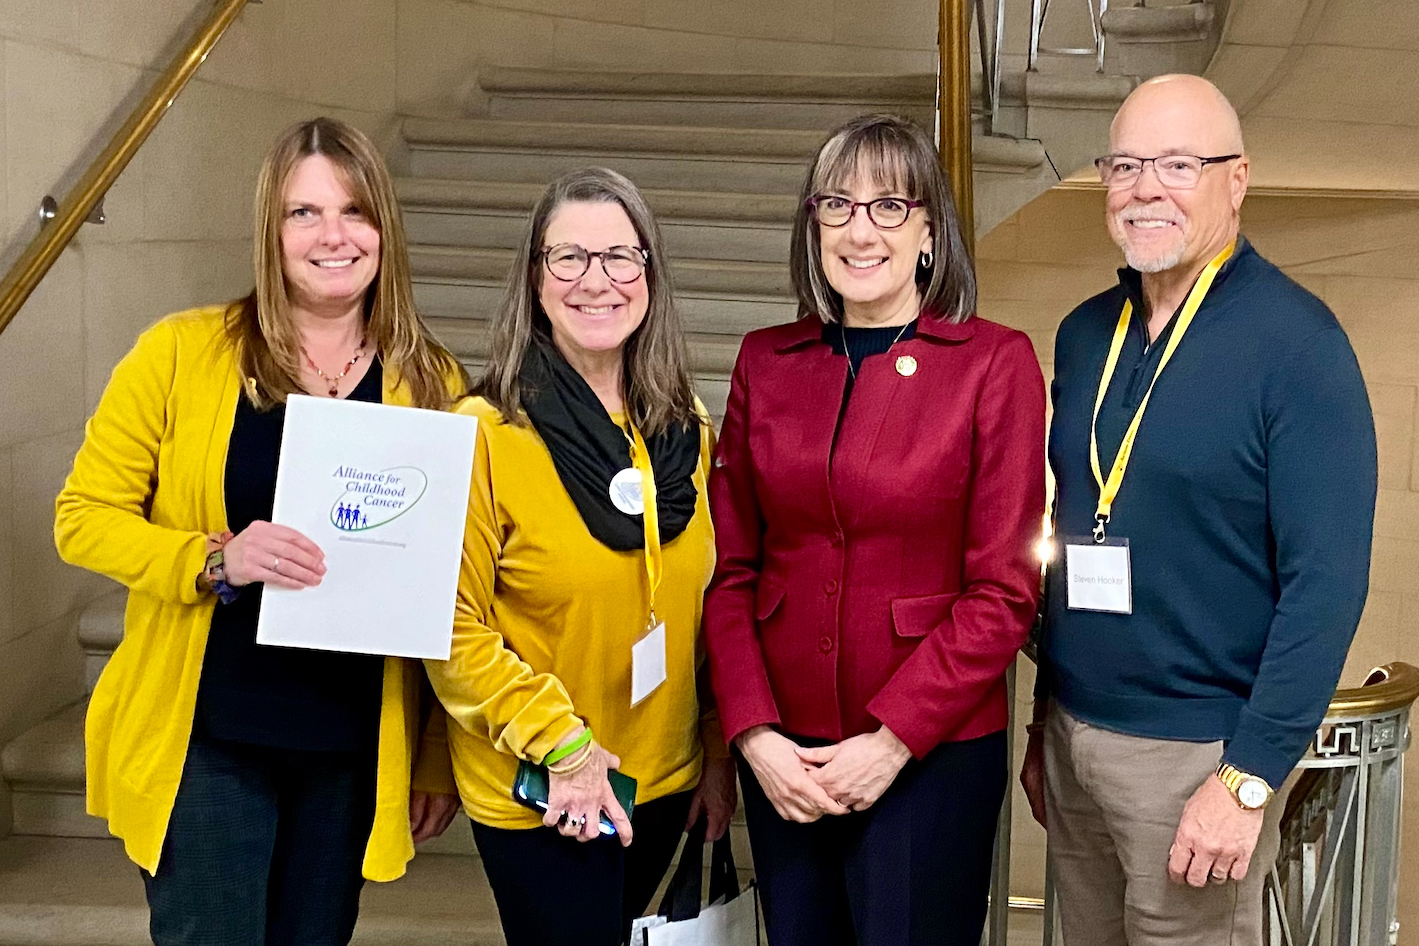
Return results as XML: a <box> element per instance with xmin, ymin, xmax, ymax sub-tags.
<box><xmin>76</xmin><ymin>592</ymin><xmax>124</xmax><ymax>694</ymax></box>
<box><xmin>478</xmin><ymin>68</ymin><xmax>937</xmax><ymax>130</ymax></box>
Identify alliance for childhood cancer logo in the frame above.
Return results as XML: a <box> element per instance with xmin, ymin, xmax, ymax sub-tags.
<box><xmin>330</xmin><ymin>465</ymin><xmax>428</xmax><ymax>532</ymax></box>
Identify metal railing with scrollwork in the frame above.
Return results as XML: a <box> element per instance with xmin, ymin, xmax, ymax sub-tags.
<box><xmin>0</xmin><ymin>0</ymin><xmax>257</xmax><ymax>341</ymax></box>
<box><xmin>1267</xmin><ymin>663</ymin><xmax>1419</xmax><ymax>946</ymax></box>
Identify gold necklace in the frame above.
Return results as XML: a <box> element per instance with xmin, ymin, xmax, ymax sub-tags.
<box><xmin>843</xmin><ymin>320</ymin><xmax>912</xmax><ymax>381</ymax></box>
<box><xmin>303</xmin><ymin>337</ymin><xmax>367</xmax><ymax>397</ymax></box>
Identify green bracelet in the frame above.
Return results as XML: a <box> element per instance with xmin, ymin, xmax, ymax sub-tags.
<box><xmin>544</xmin><ymin>727</ymin><xmax>593</xmax><ymax>766</ymax></box>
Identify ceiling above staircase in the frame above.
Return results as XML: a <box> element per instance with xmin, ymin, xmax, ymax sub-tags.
<box><xmin>1198</xmin><ymin>0</ymin><xmax>1418</xmax><ymax>196</ymax></box>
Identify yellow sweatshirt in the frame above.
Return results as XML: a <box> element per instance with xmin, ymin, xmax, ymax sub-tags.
<box><xmin>424</xmin><ymin>396</ymin><xmax>725</xmax><ymax>828</ymax></box>
<box><xmin>53</xmin><ymin>306</ymin><xmax>457</xmax><ymax>880</ymax></box>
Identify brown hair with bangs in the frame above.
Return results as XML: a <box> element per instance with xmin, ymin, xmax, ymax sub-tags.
<box><xmin>474</xmin><ymin>166</ymin><xmax>700</xmax><ymax>437</ymax></box>
<box><xmin>228</xmin><ymin>116</ymin><xmax>468</xmax><ymax>410</ymax></box>
<box><xmin>790</xmin><ymin>113</ymin><xmax>977</xmax><ymax>324</ymax></box>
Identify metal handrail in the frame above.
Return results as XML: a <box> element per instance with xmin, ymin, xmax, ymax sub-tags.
<box><xmin>1030</xmin><ymin>0</ymin><xmax>1109</xmax><ymax>72</ymax></box>
<box><xmin>0</xmin><ymin>0</ymin><xmax>256</xmax><ymax>340</ymax></box>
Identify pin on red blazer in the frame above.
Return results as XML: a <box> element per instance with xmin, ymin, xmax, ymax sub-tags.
<box><xmin>704</xmin><ymin>313</ymin><xmax>1046</xmax><ymax>759</ymax></box>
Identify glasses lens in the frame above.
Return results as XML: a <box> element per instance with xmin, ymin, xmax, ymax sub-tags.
<box><xmin>602</xmin><ymin>248</ymin><xmax>646</xmax><ymax>284</ymax></box>
<box><xmin>867</xmin><ymin>198</ymin><xmax>911</xmax><ymax>228</ymax></box>
<box><xmin>1100</xmin><ymin>156</ymin><xmax>1143</xmax><ymax>186</ymax></box>
<box><xmin>1154</xmin><ymin>156</ymin><xmax>1204</xmax><ymax>188</ymax></box>
<box><xmin>545</xmin><ymin>244</ymin><xmax>589</xmax><ymax>280</ymax></box>
<box><xmin>813</xmin><ymin>197</ymin><xmax>853</xmax><ymax>227</ymax></box>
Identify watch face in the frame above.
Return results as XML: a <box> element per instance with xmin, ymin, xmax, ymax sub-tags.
<box><xmin>1238</xmin><ymin>779</ymin><xmax>1268</xmax><ymax>809</ymax></box>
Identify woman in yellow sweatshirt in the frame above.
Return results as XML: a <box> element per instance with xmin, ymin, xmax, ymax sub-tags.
<box><xmin>422</xmin><ymin>167</ymin><xmax>736</xmax><ymax>946</ymax></box>
<box><xmin>53</xmin><ymin>117</ymin><xmax>464</xmax><ymax>946</ymax></box>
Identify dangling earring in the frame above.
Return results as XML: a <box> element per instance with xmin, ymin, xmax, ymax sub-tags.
<box><xmin>919</xmin><ymin>250</ymin><xmax>934</xmax><ymax>269</ymax></box>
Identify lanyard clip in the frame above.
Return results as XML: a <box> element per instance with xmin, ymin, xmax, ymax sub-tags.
<box><xmin>1092</xmin><ymin>515</ymin><xmax>1109</xmax><ymax>544</ymax></box>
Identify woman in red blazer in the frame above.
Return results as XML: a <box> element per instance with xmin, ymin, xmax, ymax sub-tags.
<box><xmin>704</xmin><ymin>114</ymin><xmax>1045</xmax><ymax>945</ymax></box>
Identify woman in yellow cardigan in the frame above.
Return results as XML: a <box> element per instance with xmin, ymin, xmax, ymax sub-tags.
<box><xmin>423</xmin><ymin>167</ymin><xmax>737</xmax><ymax>946</ymax></box>
<box><xmin>53</xmin><ymin>117</ymin><xmax>465</xmax><ymax>946</ymax></box>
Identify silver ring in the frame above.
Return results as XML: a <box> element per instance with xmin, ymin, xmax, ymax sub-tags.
<box><xmin>272</xmin><ymin>557</ymin><xmax>281</xmax><ymax>573</ymax></box>
<box><xmin>570</xmin><ymin>816</ymin><xmax>585</xmax><ymax>828</ymax></box>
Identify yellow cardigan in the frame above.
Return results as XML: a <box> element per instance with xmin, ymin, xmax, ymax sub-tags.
<box><xmin>54</xmin><ymin>306</ymin><xmax>456</xmax><ymax>880</ymax></box>
<box><xmin>424</xmin><ymin>396</ymin><xmax>726</xmax><ymax>828</ymax></box>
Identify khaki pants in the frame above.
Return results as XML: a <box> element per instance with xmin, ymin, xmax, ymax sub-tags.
<box><xmin>1043</xmin><ymin>706</ymin><xmax>1285</xmax><ymax>946</ymax></box>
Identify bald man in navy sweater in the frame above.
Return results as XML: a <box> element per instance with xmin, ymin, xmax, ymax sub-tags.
<box><xmin>1020</xmin><ymin>75</ymin><xmax>1376</xmax><ymax>946</ymax></box>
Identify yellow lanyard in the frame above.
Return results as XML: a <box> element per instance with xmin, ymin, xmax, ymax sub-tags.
<box><xmin>1089</xmin><ymin>242</ymin><xmax>1234</xmax><ymax>542</ymax></box>
<box><xmin>627</xmin><ymin>422</ymin><xmax>663</xmax><ymax>627</ymax></box>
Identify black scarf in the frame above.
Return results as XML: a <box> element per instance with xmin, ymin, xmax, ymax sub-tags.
<box><xmin>519</xmin><ymin>334</ymin><xmax>699</xmax><ymax>551</ymax></box>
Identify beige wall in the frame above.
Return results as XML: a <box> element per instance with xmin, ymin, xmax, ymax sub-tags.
<box><xmin>0</xmin><ymin>0</ymin><xmax>406</xmax><ymax>756</ymax></box>
<box><xmin>981</xmin><ymin>186</ymin><xmax>1419</xmax><ymax>936</ymax></box>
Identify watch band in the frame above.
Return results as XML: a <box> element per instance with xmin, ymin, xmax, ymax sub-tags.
<box><xmin>1216</xmin><ymin>762</ymin><xmax>1273</xmax><ymax>810</ymax></box>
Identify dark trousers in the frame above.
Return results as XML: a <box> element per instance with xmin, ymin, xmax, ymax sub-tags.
<box><xmin>142</xmin><ymin>732</ymin><xmax>378</xmax><ymax>946</ymax></box>
<box><xmin>739</xmin><ymin>730</ymin><xmax>1007</xmax><ymax>946</ymax></box>
<box><xmin>471</xmin><ymin>790</ymin><xmax>695</xmax><ymax>946</ymax></box>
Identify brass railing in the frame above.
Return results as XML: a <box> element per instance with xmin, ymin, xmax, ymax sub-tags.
<box><xmin>0</xmin><ymin>0</ymin><xmax>256</xmax><ymax>340</ymax></box>
<box><xmin>939</xmin><ymin>0</ymin><xmax>976</xmax><ymax>249</ymax></box>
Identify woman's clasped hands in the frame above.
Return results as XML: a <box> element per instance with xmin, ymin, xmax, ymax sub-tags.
<box><xmin>737</xmin><ymin>724</ymin><xmax>912</xmax><ymax>822</ymax></box>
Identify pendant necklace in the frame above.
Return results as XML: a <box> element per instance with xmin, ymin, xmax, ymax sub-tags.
<box><xmin>304</xmin><ymin>337</ymin><xmax>367</xmax><ymax>397</ymax></box>
<box><xmin>843</xmin><ymin>320</ymin><xmax>913</xmax><ymax>381</ymax></box>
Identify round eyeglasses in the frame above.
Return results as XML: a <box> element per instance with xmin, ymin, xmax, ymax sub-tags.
<box><xmin>1095</xmin><ymin>153</ymin><xmax>1242</xmax><ymax>190</ymax></box>
<box><xmin>807</xmin><ymin>196</ymin><xmax>925</xmax><ymax>229</ymax></box>
<box><xmin>540</xmin><ymin>243</ymin><xmax>649</xmax><ymax>284</ymax></box>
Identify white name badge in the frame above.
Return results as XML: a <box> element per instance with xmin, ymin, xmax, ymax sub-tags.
<box><xmin>1064</xmin><ymin>538</ymin><xmax>1133</xmax><ymax>614</ymax></box>
<box><xmin>631</xmin><ymin>620</ymin><xmax>668</xmax><ymax>706</ymax></box>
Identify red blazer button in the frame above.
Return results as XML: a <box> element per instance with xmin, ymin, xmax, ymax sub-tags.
<box><xmin>824</xmin><ymin>579</ymin><xmax>839</xmax><ymax>595</ymax></box>
<box><xmin>818</xmin><ymin>636</ymin><xmax>833</xmax><ymax>653</ymax></box>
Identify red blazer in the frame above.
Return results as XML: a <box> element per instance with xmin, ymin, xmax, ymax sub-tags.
<box><xmin>704</xmin><ymin>314</ymin><xmax>1046</xmax><ymax>758</ymax></box>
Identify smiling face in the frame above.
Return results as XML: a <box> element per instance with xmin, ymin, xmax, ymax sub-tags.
<box><xmin>1105</xmin><ymin>75</ymin><xmax>1248</xmax><ymax>275</ymax></box>
<box><xmin>279</xmin><ymin>154</ymin><xmax>381</xmax><ymax>317</ymax></box>
<box><xmin>817</xmin><ymin>162</ymin><xmax>933</xmax><ymax>326</ymax></box>
<box><xmin>537</xmin><ymin>200</ymin><xmax>650</xmax><ymax>367</ymax></box>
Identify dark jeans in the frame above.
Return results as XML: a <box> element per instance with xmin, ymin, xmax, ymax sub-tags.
<box><xmin>142</xmin><ymin>732</ymin><xmax>378</xmax><ymax>946</ymax></box>
<box><xmin>739</xmin><ymin>730</ymin><xmax>1008</xmax><ymax>946</ymax></box>
<box><xmin>471</xmin><ymin>789</ymin><xmax>695</xmax><ymax>946</ymax></box>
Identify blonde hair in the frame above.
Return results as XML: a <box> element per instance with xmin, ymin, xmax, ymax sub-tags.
<box><xmin>228</xmin><ymin>117</ymin><xmax>467</xmax><ymax>410</ymax></box>
<box><xmin>474</xmin><ymin>167</ymin><xmax>699</xmax><ymax>437</ymax></box>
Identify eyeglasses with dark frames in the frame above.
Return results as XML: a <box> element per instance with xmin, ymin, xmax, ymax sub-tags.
<box><xmin>807</xmin><ymin>195</ymin><xmax>926</xmax><ymax>229</ymax></box>
<box><xmin>539</xmin><ymin>243</ymin><xmax>649</xmax><ymax>284</ymax></box>
<box><xmin>1094</xmin><ymin>153</ymin><xmax>1242</xmax><ymax>190</ymax></box>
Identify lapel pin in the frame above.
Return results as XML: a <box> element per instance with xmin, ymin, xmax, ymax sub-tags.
<box><xmin>895</xmin><ymin>355</ymin><xmax>918</xmax><ymax>377</ymax></box>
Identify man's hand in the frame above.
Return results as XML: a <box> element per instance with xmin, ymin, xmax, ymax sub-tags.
<box><xmin>736</xmin><ymin>726</ymin><xmax>849</xmax><ymax>823</ymax></box>
<box><xmin>1020</xmin><ymin>728</ymin><xmax>1048</xmax><ymax>829</ymax></box>
<box><xmin>686</xmin><ymin>754</ymin><xmax>738</xmax><ymax>841</ymax></box>
<box><xmin>1168</xmin><ymin>774</ymin><xmax>1265</xmax><ymax>887</ymax></box>
<box><xmin>795</xmin><ymin>727</ymin><xmax>912</xmax><ymax>812</ymax></box>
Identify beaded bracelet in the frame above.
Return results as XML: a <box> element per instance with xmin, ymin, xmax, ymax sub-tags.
<box><xmin>544</xmin><ymin>727</ymin><xmax>593</xmax><ymax>767</ymax></box>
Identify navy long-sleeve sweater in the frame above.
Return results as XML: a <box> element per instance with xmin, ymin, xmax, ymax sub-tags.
<box><xmin>1042</xmin><ymin>237</ymin><xmax>1377</xmax><ymax>789</ymax></box>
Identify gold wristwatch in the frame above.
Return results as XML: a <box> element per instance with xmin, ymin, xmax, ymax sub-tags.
<box><xmin>1216</xmin><ymin>763</ymin><xmax>1273</xmax><ymax>811</ymax></box>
